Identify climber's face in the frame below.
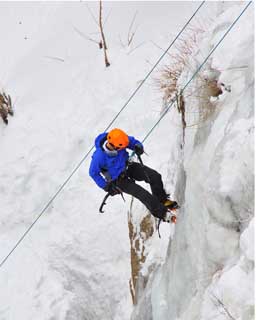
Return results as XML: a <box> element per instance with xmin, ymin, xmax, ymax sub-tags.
<box><xmin>107</xmin><ymin>142</ymin><xmax>122</xmax><ymax>151</ymax></box>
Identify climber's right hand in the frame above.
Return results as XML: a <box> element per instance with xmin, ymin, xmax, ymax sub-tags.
<box><xmin>104</xmin><ymin>182</ymin><xmax>121</xmax><ymax>196</ymax></box>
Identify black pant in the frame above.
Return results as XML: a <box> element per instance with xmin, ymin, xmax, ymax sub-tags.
<box><xmin>115</xmin><ymin>162</ymin><xmax>168</xmax><ymax>219</ymax></box>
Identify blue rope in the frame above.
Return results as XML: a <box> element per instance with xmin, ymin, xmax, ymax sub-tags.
<box><xmin>142</xmin><ymin>1</ymin><xmax>252</xmax><ymax>144</ymax></box>
<box><xmin>102</xmin><ymin>1</ymin><xmax>205</xmax><ymax>132</ymax></box>
<box><xmin>0</xmin><ymin>2</ymin><xmax>206</xmax><ymax>268</ymax></box>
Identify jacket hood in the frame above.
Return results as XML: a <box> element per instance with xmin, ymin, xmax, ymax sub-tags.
<box><xmin>95</xmin><ymin>132</ymin><xmax>107</xmax><ymax>149</ymax></box>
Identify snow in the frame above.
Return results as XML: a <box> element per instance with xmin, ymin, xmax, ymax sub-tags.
<box><xmin>132</xmin><ymin>2</ymin><xmax>254</xmax><ymax>320</ymax></box>
<box><xmin>0</xmin><ymin>2</ymin><xmax>254</xmax><ymax>320</ymax></box>
<box><xmin>240</xmin><ymin>218</ymin><xmax>254</xmax><ymax>262</ymax></box>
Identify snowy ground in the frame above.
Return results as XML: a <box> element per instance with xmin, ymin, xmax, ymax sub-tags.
<box><xmin>0</xmin><ymin>2</ymin><xmax>254</xmax><ymax>320</ymax></box>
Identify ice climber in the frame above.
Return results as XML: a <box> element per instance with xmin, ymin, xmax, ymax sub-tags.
<box><xmin>89</xmin><ymin>128</ymin><xmax>179</xmax><ymax>222</ymax></box>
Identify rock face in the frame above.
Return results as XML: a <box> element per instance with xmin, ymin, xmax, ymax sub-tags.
<box><xmin>128</xmin><ymin>207</ymin><xmax>155</xmax><ymax>305</ymax></box>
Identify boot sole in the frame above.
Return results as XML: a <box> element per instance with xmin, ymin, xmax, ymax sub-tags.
<box><xmin>167</xmin><ymin>205</ymin><xmax>180</xmax><ymax>223</ymax></box>
<box><xmin>167</xmin><ymin>204</ymin><xmax>180</xmax><ymax>211</ymax></box>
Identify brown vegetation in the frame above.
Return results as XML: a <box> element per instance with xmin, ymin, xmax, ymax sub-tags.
<box><xmin>155</xmin><ymin>27</ymin><xmax>204</xmax><ymax>105</ymax></box>
<box><xmin>156</xmin><ymin>26</ymin><xmax>232</xmax><ymax>144</ymax></box>
<box><xmin>0</xmin><ymin>91</ymin><xmax>13</xmax><ymax>125</ymax></box>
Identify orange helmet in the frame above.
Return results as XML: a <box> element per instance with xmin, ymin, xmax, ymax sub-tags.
<box><xmin>107</xmin><ymin>128</ymin><xmax>129</xmax><ymax>149</ymax></box>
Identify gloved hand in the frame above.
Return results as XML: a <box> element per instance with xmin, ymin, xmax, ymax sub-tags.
<box><xmin>104</xmin><ymin>182</ymin><xmax>121</xmax><ymax>196</ymax></box>
<box><xmin>134</xmin><ymin>143</ymin><xmax>144</xmax><ymax>156</ymax></box>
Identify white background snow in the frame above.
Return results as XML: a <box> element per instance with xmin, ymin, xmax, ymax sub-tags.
<box><xmin>0</xmin><ymin>2</ymin><xmax>254</xmax><ymax>320</ymax></box>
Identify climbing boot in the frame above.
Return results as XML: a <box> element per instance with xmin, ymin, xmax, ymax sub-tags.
<box><xmin>163</xmin><ymin>199</ymin><xmax>179</xmax><ymax>211</ymax></box>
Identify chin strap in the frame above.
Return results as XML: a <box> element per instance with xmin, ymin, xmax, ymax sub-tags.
<box><xmin>102</xmin><ymin>140</ymin><xmax>118</xmax><ymax>157</ymax></box>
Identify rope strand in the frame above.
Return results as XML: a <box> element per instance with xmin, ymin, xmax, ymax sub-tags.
<box><xmin>102</xmin><ymin>1</ymin><xmax>205</xmax><ymax>132</ymax></box>
<box><xmin>142</xmin><ymin>1</ymin><xmax>252</xmax><ymax>144</ymax></box>
<box><xmin>0</xmin><ymin>2</ymin><xmax>206</xmax><ymax>269</ymax></box>
<box><xmin>2</xmin><ymin>1</ymin><xmax>251</xmax><ymax>269</ymax></box>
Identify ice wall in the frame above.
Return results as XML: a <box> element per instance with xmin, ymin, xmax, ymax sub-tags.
<box><xmin>132</xmin><ymin>3</ymin><xmax>254</xmax><ymax>320</ymax></box>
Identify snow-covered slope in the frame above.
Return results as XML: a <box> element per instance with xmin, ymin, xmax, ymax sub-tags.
<box><xmin>0</xmin><ymin>2</ymin><xmax>254</xmax><ymax>320</ymax></box>
<box><xmin>0</xmin><ymin>2</ymin><xmax>212</xmax><ymax>320</ymax></box>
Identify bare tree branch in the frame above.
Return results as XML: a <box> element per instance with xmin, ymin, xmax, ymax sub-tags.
<box><xmin>103</xmin><ymin>8</ymin><xmax>112</xmax><ymax>27</ymax></box>
<box><xmin>150</xmin><ymin>41</ymin><xmax>173</xmax><ymax>58</ymax></box>
<box><xmin>73</xmin><ymin>26</ymin><xmax>99</xmax><ymax>45</ymax></box>
<box><xmin>44</xmin><ymin>56</ymin><xmax>65</xmax><ymax>62</ymax></box>
<box><xmin>128</xmin><ymin>42</ymin><xmax>146</xmax><ymax>55</ymax></box>
<box><xmin>127</xmin><ymin>11</ymin><xmax>138</xmax><ymax>46</ymax></box>
<box><xmin>85</xmin><ymin>3</ymin><xmax>98</xmax><ymax>27</ymax></box>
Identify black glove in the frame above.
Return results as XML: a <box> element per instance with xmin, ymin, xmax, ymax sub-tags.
<box><xmin>104</xmin><ymin>182</ymin><xmax>121</xmax><ymax>196</ymax></box>
<box><xmin>134</xmin><ymin>143</ymin><xmax>144</xmax><ymax>156</ymax></box>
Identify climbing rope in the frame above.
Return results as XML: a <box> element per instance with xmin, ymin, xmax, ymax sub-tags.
<box><xmin>0</xmin><ymin>1</ymin><xmax>252</xmax><ymax>269</ymax></box>
<box><xmin>102</xmin><ymin>1</ymin><xmax>205</xmax><ymax>132</ymax></box>
<box><xmin>140</xmin><ymin>1</ymin><xmax>252</xmax><ymax>239</ymax></box>
<box><xmin>0</xmin><ymin>2</ymin><xmax>206</xmax><ymax>269</ymax></box>
<box><xmin>142</xmin><ymin>1</ymin><xmax>252</xmax><ymax>144</ymax></box>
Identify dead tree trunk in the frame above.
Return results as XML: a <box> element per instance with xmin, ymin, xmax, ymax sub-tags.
<box><xmin>99</xmin><ymin>0</ymin><xmax>110</xmax><ymax>67</ymax></box>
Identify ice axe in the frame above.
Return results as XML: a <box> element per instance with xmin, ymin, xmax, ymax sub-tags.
<box><xmin>99</xmin><ymin>192</ymin><xmax>111</xmax><ymax>213</ymax></box>
<box><xmin>99</xmin><ymin>185</ymin><xmax>125</xmax><ymax>213</ymax></box>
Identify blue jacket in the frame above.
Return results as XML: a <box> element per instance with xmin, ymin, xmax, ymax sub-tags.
<box><xmin>89</xmin><ymin>132</ymin><xmax>142</xmax><ymax>189</ymax></box>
